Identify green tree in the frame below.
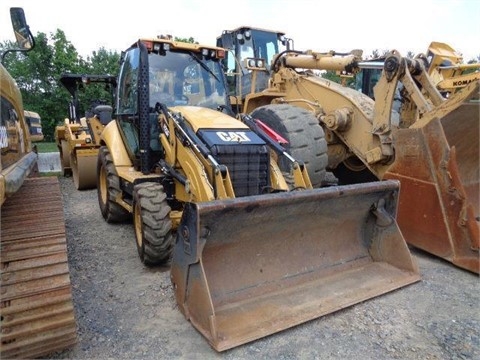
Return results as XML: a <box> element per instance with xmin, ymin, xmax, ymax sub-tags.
<box><xmin>2</xmin><ymin>30</ymin><xmax>84</xmax><ymax>140</ymax></box>
<box><xmin>85</xmin><ymin>48</ymin><xmax>120</xmax><ymax>75</ymax></box>
<box><xmin>174</xmin><ymin>37</ymin><xmax>197</xmax><ymax>44</ymax></box>
<box><xmin>1</xmin><ymin>30</ymin><xmax>120</xmax><ymax>141</ymax></box>
<box><xmin>70</xmin><ymin>48</ymin><xmax>121</xmax><ymax>119</ymax></box>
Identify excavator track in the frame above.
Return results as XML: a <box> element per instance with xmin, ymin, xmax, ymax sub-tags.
<box><xmin>1</xmin><ymin>177</ymin><xmax>77</xmax><ymax>359</ymax></box>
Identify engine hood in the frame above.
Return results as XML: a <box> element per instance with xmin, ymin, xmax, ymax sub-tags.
<box><xmin>170</xmin><ymin>106</ymin><xmax>248</xmax><ymax>132</ymax></box>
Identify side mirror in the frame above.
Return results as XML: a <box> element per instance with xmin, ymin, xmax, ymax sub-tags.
<box><xmin>10</xmin><ymin>7</ymin><xmax>34</xmax><ymax>51</ymax></box>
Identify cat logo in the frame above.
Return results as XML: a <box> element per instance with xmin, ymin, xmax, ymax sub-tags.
<box><xmin>217</xmin><ymin>131</ymin><xmax>251</xmax><ymax>142</ymax></box>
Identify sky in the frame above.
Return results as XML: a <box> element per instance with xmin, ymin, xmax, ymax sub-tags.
<box><xmin>1</xmin><ymin>0</ymin><xmax>479</xmax><ymax>61</ymax></box>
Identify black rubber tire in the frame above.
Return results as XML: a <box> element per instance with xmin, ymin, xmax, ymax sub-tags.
<box><xmin>133</xmin><ymin>182</ymin><xmax>174</xmax><ymax>266</ymax></box>
<box><xmin>97</xmin><ymin>146</ymin><xmax>130</xmax><ymax>223</ymax></box>
<box><xmin>250</xmin><ymin>104</ymin><xmax>328</xmax><ymax>188</ymax></box>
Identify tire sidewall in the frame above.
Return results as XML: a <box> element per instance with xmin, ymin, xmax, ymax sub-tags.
<box><xmin>250</xmin><ymin>104</ymin><xmax>328</xmax><ymax>187</ymax></box>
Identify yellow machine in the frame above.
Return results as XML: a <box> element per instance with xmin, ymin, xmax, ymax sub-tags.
<box><xmin>426</xmin><ymin>41</ymin><xmax>480</xmax><ymax>95</ymax></box>
<box><xmin>0</xmin><ymin>8</ymin><xmax>76</xmax><ymax>358</ymax></box>
<box><xmin>55</xmin><ymin>73</ymin><xmax>116</xmax><ymax>189</ymax></box>
<box><xmin>23</xmin><ymin>110</ymin><xmax>44</xmax><ymax>142</ymax></box>
<box><xmin>217</xmin><ymin>27</ymin><xmax>479</xmax><ymax>274</ymax></box>
<box><xmin>97</xmin><ymin>36</ymin><xmax>419</xmax><ymax>351</ymax></box>
<box><xmin>354</xmin><ymin>41</ymin><xmax>480</xmax><ymax>100</ymax></box>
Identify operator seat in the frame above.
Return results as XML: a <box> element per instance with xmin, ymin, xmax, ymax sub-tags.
<box><xmin>94</xmin><ymin>105</ymin><xmax>113</xmax><ymax>125</ymax></box>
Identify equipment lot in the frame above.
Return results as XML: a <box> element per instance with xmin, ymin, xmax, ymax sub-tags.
<box><xmin>47</xmin><ymin>176</ymin><xmax>479</xmax><ymax>360</ymax></box>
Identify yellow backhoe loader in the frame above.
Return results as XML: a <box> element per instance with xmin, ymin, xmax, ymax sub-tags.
<box><xmin>217</xmin><ymin>27</ymin><xmax>479</xmax><ymax>273</ymax></box>
<box><xmin>55</xmin><ymin>73</ymin><xmax>116</xmax><ymax>189</ymax></box>
<box><xmin>96</xmin><ymin>36</ymin><xmax>419</xmax><ymax>351</ymax></box>
<box><xmin>1</xmin><ymin>8</ymin><xmax>76</xmax><ymax>358</ymax></box>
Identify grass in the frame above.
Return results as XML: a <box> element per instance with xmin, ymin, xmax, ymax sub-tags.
<box><xmin>35</xmin><ymin>142</ymin><xmax>58</xmax><ymax>153</ymax></box>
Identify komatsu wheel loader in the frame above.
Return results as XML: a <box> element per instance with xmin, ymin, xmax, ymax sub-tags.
<box><xmin>217</xmin><ymin>26</ymin><xmax>479</xmax><ymax>274</ymax></box>
<box><xmin>54</xmin><ymin>73</ymin><xmax>117</xmax><ymax>190</ymax></box>
<box><xmin>96</xmin><ymin>36</ymin><xmax>419</xmax><ymax>351</ymax></box>
<box><xmin>0</xmin><ymin>8</ymin><xmax>77</xmax><ymax>358</ymax></box>
<box><xmin>355</xmin><ymin>41</ymin><xmax>480</xmax><ymax>100</ymax></box>
<box><xmin>426</xmin><ymin>41</ymin><xmax>480</xmax><ymax>95</ymax></box>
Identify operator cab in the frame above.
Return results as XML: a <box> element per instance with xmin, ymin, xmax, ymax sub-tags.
<box><xmin>115</xmin><ymin>37</ymin><xmax>232</xmax><ymax>172</ymax></box>
<box><xmin>216</xmin><ymin>27</ymin><xmax>290</xmax><ymax>99</ymax></box>
<box><xmin>117</xmin><ymin>38</ymin><xmax>230</xmax><ymax>114</ymax></box>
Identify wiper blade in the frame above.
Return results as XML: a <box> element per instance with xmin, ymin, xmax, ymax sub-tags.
<box><xmin>189</xmin><ymin>51</ymin><xmax>220</xmax><ymax>83</ymax></box>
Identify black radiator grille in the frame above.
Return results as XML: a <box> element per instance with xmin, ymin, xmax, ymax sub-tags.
<box><xmin>210</xmin><ymin>144</ymin><xmax>270</xmax><ymax>197</ymax></box>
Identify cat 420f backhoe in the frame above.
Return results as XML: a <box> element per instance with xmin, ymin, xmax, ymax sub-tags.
<box><xmin>217</xmin><ymin>27</ymin><xmax>479</xmax><ymax>274</ymax></box>
<box><xmin>96</xmin><ymin>36</ymin><xmax>419</xmax><ymax>352</ymax></box>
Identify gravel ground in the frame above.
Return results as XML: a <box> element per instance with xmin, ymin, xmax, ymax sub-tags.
<box><xmin>45</xmin><ymin>176</ymin><xmax>479</xmax><ymax>360</ymax></box>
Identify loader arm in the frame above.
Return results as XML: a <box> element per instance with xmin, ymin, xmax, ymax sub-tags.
<box><xmin>159</xmin><ymin>107</ymin><xmax>235</xmax><ymax>202</ymax></box>
<box><xmin>436</xmin><ymin>70</ymin><xmax>480</xmax><ymax>92</ymax></box>
<box><xmin>261</xmin><ymin>50</ymin><xmax>477</xmax><ymax>179</ymax></box>
<box><xmin>257</xmin><ymin>63</ymin><xmax>392</xmax><ymax>178</ymax></box>
<box><xmin>426</xmin><ymin>41</ymin><xmax>480</xmax><ymax>94</ymax></box>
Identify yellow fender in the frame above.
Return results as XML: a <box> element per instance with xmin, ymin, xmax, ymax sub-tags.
<box><xmin>100</xmin><ymin>120</ymin><xmax>133</xmax><ymax>167</ymax></box>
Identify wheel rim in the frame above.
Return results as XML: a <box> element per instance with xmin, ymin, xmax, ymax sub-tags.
<box><xmin>134</xmin><ymin>202</ymin><xmax>143</xmax><ymax>249</ymax></box>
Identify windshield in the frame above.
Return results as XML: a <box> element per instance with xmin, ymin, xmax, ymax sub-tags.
<box><xmin>149</xmin><ymin>51</ymin><xmax>227</xmax><ymax>110</ymax></box>
<box><xmin>355</xmin><ymin>68</ymin><xmax>382</xmax><ymax>98</ymax></box>
<box><xmin>250</xmin><ymin>29</ymin><xmax>286</xmax><ymax>70</ymax></box>
<box><xmin>222</xmin><ymin>29</ymin><xmax>287</xmax><ymax>98</ymax></box>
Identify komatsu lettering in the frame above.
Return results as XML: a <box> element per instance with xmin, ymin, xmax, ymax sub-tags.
<box><xmin>217</xmin><ymin>131</ymin><xmax>251</xmax><ymax>142</ymax></box>
<box><xmin>453</xmin><ymin>79</ymin><xmax>474</xmax><ymax>87</ymax></box>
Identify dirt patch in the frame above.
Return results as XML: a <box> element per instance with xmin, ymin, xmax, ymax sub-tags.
<box><xmin>46</xmin><ymin>176</ymin><xmax>479</xmax><ymax>360</ymax></box>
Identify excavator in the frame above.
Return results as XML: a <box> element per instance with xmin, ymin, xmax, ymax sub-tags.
<box><xmin>96</xmin><ymin>36</ymin><xmax>419</xmax><ymax>351</ymax></box>
<box><xmin>0</xmin><ymin>8</ymin><xmax>77</xmax><ymax>358</ymax></box>
<box><xmin>55</xmin><ymin>73</ymin><xmax>117</xmax><ymax>189</ymax></box>
<box><xmin>216</xmin><ymin>26</ymin><xmax>479</xmax><ymax>274</ymax></box>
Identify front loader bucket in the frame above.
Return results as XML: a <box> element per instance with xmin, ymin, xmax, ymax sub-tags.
<box><xmin>385</xmin><ymin>84</ymin><xmax>479</xmax><ymax>273</ymax></box>
<box><xmin>171</xmin><ymin>180</ymin><xmax>420</xmax><ymax>352</ymax></box>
